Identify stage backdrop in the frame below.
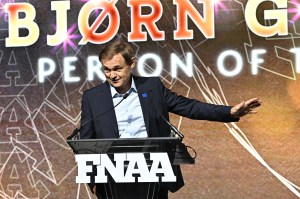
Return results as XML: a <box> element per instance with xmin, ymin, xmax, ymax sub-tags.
<box><xmin>0</xmin><ymin>0</ymin><xmax>300</xmax><ymax>198</ymax></box>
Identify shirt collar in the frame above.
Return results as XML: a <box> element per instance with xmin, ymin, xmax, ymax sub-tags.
<box><xmin>110</xmin><ymin>77</ymin><xmax>137</xmax><ymax>98</ymax></box>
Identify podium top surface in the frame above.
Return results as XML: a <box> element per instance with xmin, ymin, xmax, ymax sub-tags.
<box><xmin>67</xmin><ymin>137</ymin><xmax>181</xmax><ymax>154</ymax></box>
<box><xmin>66</xmin><ymin>137</ymin><xmax>195</xmax><ymax>165</ymax></box>
<box><xmin>68</xmin><ymin>137</ymin><xmax>181</xmax><ymax>142</ymax></box>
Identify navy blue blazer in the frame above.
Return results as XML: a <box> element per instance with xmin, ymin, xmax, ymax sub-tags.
<box><xmin>80</xmin><ymin>76</ymin><xmax>238</xmax><ymax>192</ymax></box>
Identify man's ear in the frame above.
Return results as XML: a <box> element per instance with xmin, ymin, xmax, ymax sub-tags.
<box><xmin>130</xmin><ymin>57</ymin><xmax>136</xmax><ymax>69</ymax></box>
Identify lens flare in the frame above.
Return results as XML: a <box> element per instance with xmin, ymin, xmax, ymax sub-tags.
<box><xmin>51</xmin><ymin>24</ymin><xmax>81</xmax><ymax>55</ymax></box>
<box><xmin>214</xmin><ymin>0</ymin><xmax>228</xmax><ymax>16</ymax></box>
<box><xmin>288</xmin><ymin>0</ymin><xmax>300</xmax><ymax>22</ymax></box>
<box><xmin>0</xmin><ymin>1</ymin><xmax>7</xmax><ymax>17</ymax></box>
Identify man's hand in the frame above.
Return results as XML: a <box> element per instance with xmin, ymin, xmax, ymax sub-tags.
<box><xmin>92</xmin><ymin>185</ymin><xmax>96</xmax><ymax>195</ymax></box>
<box><xmin>231</xmin><ymin>98</ymin><xmax>261</xmax><ymax>118</ymax></box>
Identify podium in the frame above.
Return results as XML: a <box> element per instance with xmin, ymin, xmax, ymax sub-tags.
<box><xmin>67</xmin><ymin>137</ymin><xmax>195</xmax><ymax>165</ymax></box>
<box><xmin>67</xmin><ymin>136</ymin><xmax>195</xmax><ymax>198</ymax></box>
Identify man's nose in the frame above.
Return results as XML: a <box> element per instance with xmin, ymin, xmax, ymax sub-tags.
<box><xmin>110</xmin><ymin>71</ymin><xmax>117</xmax><ymax>79</ymax></box>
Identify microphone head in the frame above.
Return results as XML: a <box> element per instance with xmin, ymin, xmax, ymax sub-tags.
<box><xmin>123</xmin><ymin>93</ymin><xmax>129</xmax><ymax>99</ymax></box>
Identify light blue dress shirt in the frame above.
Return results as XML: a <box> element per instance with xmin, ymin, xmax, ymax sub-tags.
<box><xmin>110</xmin><ymin>78</ymin><xmax>148</xmax><ymax>138</ymax></box>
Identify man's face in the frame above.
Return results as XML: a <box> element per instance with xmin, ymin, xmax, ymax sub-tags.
<box><xmin>101</xmin><ymin>53</ymin><xmax>135</xmax><ymax>94</ymax></box>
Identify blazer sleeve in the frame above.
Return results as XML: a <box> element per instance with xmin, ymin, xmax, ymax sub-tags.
<box><xmin>80</xmin><ymin>91</ymin><xmax>96</xmax><ymax>139</ymax></box>
<box><xmin>158</xmin><ymin>78</ymin><xmax>239</xmax><ymax>123</ymax></box>
<box><xmin>79</xmin><ymin>91</ymin><xmax>97</xmax><ymax>193</ymax></box>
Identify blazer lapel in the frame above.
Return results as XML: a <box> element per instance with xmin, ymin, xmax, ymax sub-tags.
<box><xmin>97</xmin><ymin>82</ymin><xmax>119</xmax><ymax>138</ymax></box>
<box><xmin>134</xmin><ymin>76</ymin><xmax>150</xmax><ymax>136</ymax></box>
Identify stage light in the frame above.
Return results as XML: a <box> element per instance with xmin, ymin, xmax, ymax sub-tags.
<box><xmin>213</xmin><ymin>0</ymin><xmax>228</xmax><ymax>15</ymax></box>
<box><xmin>0</xmin><ymin>2</ymin><xmax>6</xmax><ymax>17</ymax></box>
<box><xmin>288</xmin><ymin>0</ymin><xmax>300</xmax><ymax>22</ymax></box>
<box><xmin>51</xmin><ymin>24</ymin><xmax>81</xmax><ymax>55</ymax></box>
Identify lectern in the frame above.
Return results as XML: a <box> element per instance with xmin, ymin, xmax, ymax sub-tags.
<box><xmin>66</xmin><ymin>132</ymin><xmax>196</xmax><ymax>198</ymax></box>
<box><xmin>67</xmin><ymin>137</ymin><xmax>195</xmax><ymax>165</ymax></box>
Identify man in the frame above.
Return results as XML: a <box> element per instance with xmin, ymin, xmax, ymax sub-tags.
<box><xmin>80</xmin><ymin>41</ymin><xmax>261</xmax><ymax>199</ymax></box>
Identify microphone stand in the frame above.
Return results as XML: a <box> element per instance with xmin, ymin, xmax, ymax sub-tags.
<box><xmin>147</xmin><ymin>90</ymin><xmax>184</xmax><ymax>141</ymax></box>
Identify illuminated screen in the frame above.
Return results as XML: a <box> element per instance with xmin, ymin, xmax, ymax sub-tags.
<box><xmin>0</xmin><ymin>0</ymin><xmax>299</xmax><ymax>198</ymax></box>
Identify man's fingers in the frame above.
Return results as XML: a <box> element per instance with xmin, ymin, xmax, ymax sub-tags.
<box><xmin>249</xmin><ymin>102</ymin><xmax>261</xmax><ymax>109</ymax></box>
<box><xmin>246</xmin><ymin>97</ymin><xmax>258</xmax><ymax>102</ymax></box>
<box><xmin>245</xmin><ymin>98</ymin><xmax>259</xmax><ymax>106</ymax></box>
<box><xmin>92</xmin><ymin>186</ymin><xmax>97</xmax><ymax>195</ymax></box>
<box><xmin>247</xmin><ymin>110</ymin><xmax>257</xmax><ymax>114</ymax></box>
<box><xmin>246</xmin><ymin>99</ymin><xmax>262</xmax><ymax>108</ymax></box>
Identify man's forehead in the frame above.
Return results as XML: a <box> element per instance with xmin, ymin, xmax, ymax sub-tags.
<box><xmin>102</xmin><ymin>53</ymin><xmax>124</xmax><ymax>62</ymax></box>
<box><xmin>101</xmin><ymin>53</ymin><xmax>126</xmax><ymax>67</ymax></box>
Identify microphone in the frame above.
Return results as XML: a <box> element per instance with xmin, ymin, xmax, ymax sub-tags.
<box><xmin>147</xmin><ymin>90</ymin><xmax>184</xmax><ymax>140</ymax></box>
<box><xmin>67</xmin><ymin>93</ymin><xmax>129</xmax><ymax>140</ymax></box>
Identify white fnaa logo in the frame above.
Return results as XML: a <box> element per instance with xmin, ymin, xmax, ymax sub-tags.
<box><xmin>75</xmin><ymin>153</ymin><xmax>176</xmax><ymax>183</ymax></box>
